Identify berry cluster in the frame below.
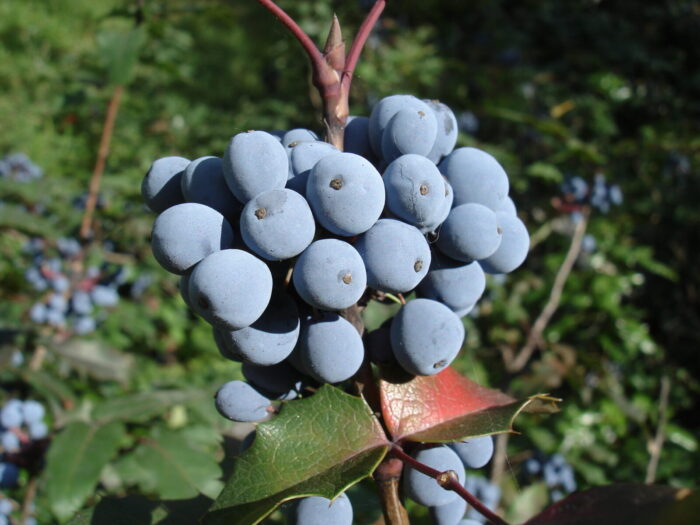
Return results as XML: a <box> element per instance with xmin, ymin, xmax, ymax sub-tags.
<box><xmin>0</xmin><ymin>398</ymin><xmax>48</xmax><ymax>492</ymax></box>
<box><xmin>23</xmin><ymin>237</ymin><xmax>125</xmax><ymax>334</ymax></box>
<box><xmin>523</xmin><ymin>453</ymin><xmax>577</xmax><ymax>502</ymax></box>
<box><xmin>560</xmin><ymin>173</ymin><xmax>623</xmax><ymax>219</ymax></box>
<box><xmin>0</xmin><ymin>153</ymin><xmax>42</xmax><ymax>183</ymax></box>
<box><xmin>142</xmin><ymin>94</ymin><xmax>530</xmax><ymax>521</ymax></box>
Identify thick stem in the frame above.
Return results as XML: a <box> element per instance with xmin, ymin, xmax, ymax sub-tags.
<box><xmin>79</xmin><ymin>84</ymin><xmax>124</xmax><ymax>241</ymax></box>
<box><xmin>373</xmin><ymin>457</ymin><xmax>410</xmax><ymax>525</ymax></box>
<box><xmin>392</xmin><ymin>445</ymin><xmax>511</xmax><ymax>525</ymax></box>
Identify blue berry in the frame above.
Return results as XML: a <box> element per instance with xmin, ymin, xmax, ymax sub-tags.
<box><xmin>391</xmin><ymin>299</ymin><xmax>464</xmax><ymax>375</ymax></box>
<box><xmin>298</xmin><ymin>313</ymin><xmax>364</xmax><ymax>383</ymax></box>
<box><xmin>417</xmin><ymin>252</ymin><xmax>486</xmax><ymax>313</ymax></box>
<box><xmin>479</xmin><ymin>212</ymin><xmax>529</xmax><ymax>274</ymax></box>
<box><xmin>355</xmin><ymin>219</ymin><xmax>431</xmax><ymax>294</ymax></box>
<box><xmin>287</xmin><ymin>141</ymin><xmax>338</xmax><ymax>195</ymax></box>
<box><xmin>383</xmin><ymin>154</ymin><xmax>448</xmax><ymax>227</ymax></box>
<box><xmin>21</xmin><ymin>401</ymin><xmax>45</xmax><ymax>424</ymax></box>
<box><xmin>305</xmin><ymin>152</ymin><xmax>385</xmax><ymax>236</ymax></box>
<box><xmin>141</xmin><ymin>156</ymin><xmax>189</xmax><ymax>213</ymax></box>
<box><xmin>214</xmin><ymin>381</ymin><xmax>271</xmax><ymax>422</ymax></box>
<box><xmin>240</xmin><ymin>189</ymin><xmax>315</xmax><ymax>261</ymax></box>
<box><xmin>151</xmin><ymin>203</ymin><xmax>235</xmax><ymax>275</ymax></box>
<box><xmin>181</xmin><ymin>156</ymin><xmax>242</xmax><ymax>220</ymax></box>
<box><xmin>293</xmin><ymin>493</ymin><xmax>353</xmax><ymax>525</ymax></box>
<box><xmin>424</xmin><ymin>100</ymin><xmax>458</xmax><ymax>163</ymax></box>
<box><xmin>188</xmin><ymin>249</ymin><xmax>272</xmax><ymax>330</ymax></box>
<box><xmin>439</xmin><ymin>147</ymin><xmax>509</xmax><ymax>211</ymax></box>
<box><xmin>381</xmin><ymin>106</ymin><xmax>438</xmax><ymax>162</ymax></box>
<box><xmin>343</xmin><ymin>116</ymin><xmax>375</xmax><ymax>161</ymax></box>
<box><xmin>403</xmin><ymin>446</ymin><xmax>465</xmax><ymax>507</ymax></box>
<box><xmin>223</xmin><ymin>131</ymin><xmax>288</xmax><ymax>203</ymax></box>
<box><xmin>450</xmin><ymin>436</ymin><xmax>494</xmax><ymax>469</ymax></box>
<box><xmin>1</xmin><ymin>400</ymin><xmax>23</xmax><ymax>428</ymax></box>
<box><xmin>293</xmin><ymin>239</ymin><xmax>367</xmax><ymax>311</ymax></box>
<box><xmin>437</xmin><ymin>203</ymin><xmax>502</xmax><ymax>262</ymax></box>
<box><xmin>430</xmin><ymin>497</ymin><xmax>467</xmax><ymax>525</ymax></box>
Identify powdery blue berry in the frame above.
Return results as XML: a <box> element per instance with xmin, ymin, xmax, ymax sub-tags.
<box><xmin>403</xmin><ymin>446</ymin><xmax>466</xmax><ymax>507</ymax></box>
<box><xmin>141</xmin><ymin>156</ymin><xmax>189</xmax><ymax>213</ymax></box>
<box><xmin>214</xmin><ymin>380</ymin><xmax>271</xmax><ymax>422</ymax></box>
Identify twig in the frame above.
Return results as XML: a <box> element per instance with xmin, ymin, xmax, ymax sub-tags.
<box><xmin>255</xmin><ymin>0</ymin><xmax>324</xmax><ymax>66</ymax></box>
<box><xmin>20</xmin><ymin>474</ymin><xmax>38</xmax><ymax>524</ymax></box>
<box><xmin>256</xmin><ymin>0</ymin><xmax>386</xmax><ymax>148</ymax></box>
<box><xmin>490</xmin><ymin>432</ymin><xmax>510</xmax><ymax>485</ymax></box>
<box><xmin>506</xmin><ymin>210</ymin><xmax>589</xmax><ymax>373</ymax></box>
<box><xmin>341</xmin><ymin>0</ymin><xmax>386</xmax><ymax>91</ymax></box>
<box><xmin>373</xmin><ymin>457</ymin><xmax>410</xmax><ymax>525</ymax></box>
<box><xmin>79</xmin><ymin>84</ymin><xmax>124</xmax><ymax>240</ymax></box>
<box><xmin>391</xmin><ymin>445</ymin><xmax>510</xmax><ymax>525</ymax></box>
<box><xmin>645</xmin><ymin>375</ymin><xmax>671</xmax><ymax>484</ymax></box>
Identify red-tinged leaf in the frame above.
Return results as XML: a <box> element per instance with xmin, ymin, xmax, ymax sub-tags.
<box><xmin>524</xmin><ymin>484</ymin><xmax>699</xmax><ymax>525</ymax></box>
<box><xmin>379</xmin><ymin>366</ymin><xmax>556</xmax><ymax>442</ymax></box>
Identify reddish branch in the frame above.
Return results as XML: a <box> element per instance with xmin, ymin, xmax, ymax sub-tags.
<box><xmin>256</xmin><ymin>0</ymin><xmax>386</xmax><ymax>149</ymax></box>
<box><xmin>391</xmin><ymin>445</ymin><xmax>510</xmax><ymax>525</ymax></box>
<box><xmin>79</xmin><ymin>84</ymin><xmax>124</xmax><ymax>240</ymax></box>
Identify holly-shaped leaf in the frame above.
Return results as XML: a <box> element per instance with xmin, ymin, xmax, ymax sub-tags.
<box><xmin>524</xmin><ymin>484</ymin><xmax>699</xmax><ymax>525</ymax></box>
<box><xmin>45</xmin><ymin>421</ymin><xmax>126</xmax><ymax>521</ymax></box>
<box><xmin>379</xmin><ymin>366</ymin><xmax>556</xmax><ymax>442</ymax></box>
<box><xmin>204</xmin><ymin>385</ymin><xmax>390</xmax><ymax>525</ymax></box>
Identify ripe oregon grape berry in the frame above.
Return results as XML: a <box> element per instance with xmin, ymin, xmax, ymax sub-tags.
<box><xmin>437</xmin><ymin>203</ymin><xmax>502</xmax><ymax>262</ymax></box>
<box><xmin>305</xmin><ymin>152</ymin><xmax>385</xmax><ymax>236</ymax></box>
<box><xmin>355</xmin><ymin>219</ymin><xmax>431</xmax><ymax>293</ymax></box>
<box><xmin>430</xmin><ymin>497</ymin><xmax>467</xmax><ymax>525</ymax></box>
<box><xmin>390</xmin><ymin>298</ymin><xmax>464</xmax><ymax>376</ymax></box>
<box><xmin>403</xmin><ymin>446</ymin><xmax>466</xmax><ymax>507</ymax></box>
<box><xmin>240</xmin><ymin>188</ymin><xmax>315</xmax><ymax>261</ymax></box>
<box><xmin>292</xmin><ymin>239</ymin><xmax>367</xmax><ymax>311</ymax></box>
<box><xmin>214</xmin><ymin>380</ymin><xmax>271</xmax><ymax>422</ymax></box>
<box><xmin>417</xmin><ymin>251</ymin><xmax>486</xmax><ymax>313</ymax></box>
<box><xmin>480</xmin><ymin>212</ymin><xmax>530</xmax><ymax>274</ymax></box>
<box><xmin>141</xmin><ymin>156</ymin><xmax>189</xmax><ymax>213</ymax></box>
<box><xmin>181</xmin><ymin>156</ymin><xmax>241</xmax><ymax>220</ymax></box>
<box><xmin>223</xmin><ymin>130</ymin><xmax>288</xmax><ymax>203</ymax></box>
<box><xmin>150</xmin><ymin>203</ymin><xmax>234</xmax><ymax>275</ymax></box>
<box><xmin>439</xmin><ymin>147</ymin><xmax>509</xmax><ymax>211</ymax></box>
<box><xmin>298</xmin><ymin>313</ymin><xmax>364</xmax><ymax>384</ymax></box>
<box><xmin>188</xmin><ymin>249</ymin><xmax>272</xmax><ymax>330</ymax></box>
<box><xmin>450</xmin><ymin>436</ymin><xmax>495</xmax><ymax>469</ymax></box>
<box><xmin>381</xmin><ymin>106</ymin><xmax>438</xmax><ymax>161</ymax></box>
<box><xmin>293</xmin><ymin>493</ymin><xmax>353</xmax><ymax>525</ymax></box>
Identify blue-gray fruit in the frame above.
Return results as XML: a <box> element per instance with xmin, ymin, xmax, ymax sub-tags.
<box><xmin>391</xmin><ymin>298</ymin><xmax>464</xmax><ymax>376</ymax></box>
<box><xmin>151</xmin><ymin>203</ymin><xmax>234</xmax><ymax>274</ymax></box>
<box><xmin>480</xmin><ymin>212</ymin><xmax>529</xmax><ymax>274</ymax></box>
<box><xmin>404</xmin><ymin>446</ymin><xmax>466</xmax><ymax>507</ymax></box>
<box><xmin>384</xmin><ymin>154</ymin><xmax>447</xmax><ymax>227</ymax></box>
<box><xmin>181</xmin><ymin>156</ymin><xmax>242</xmax><ymax>220</ymax></box>
<box><xmin>450</xmin><ymin>436</ymin><xmax>494</xmax><ymax>469</ymax></box>
<box><xmin>417</xmin><ymin>251</ymin><xmax>486</xmax><ymax>313</ymax></box>
<box><xmin>306</xmin><ymin>152</ymin><xmax>385</xmax><ymax>236</ymax></box>
<box><xmin>141</xmin><ymin>156</ymin><xmax>189</xmax><ymax>213</ymax></box>
<box><xmin>437</xmin><ymin>203</ymin><xmax>502</xmax><ymax>262</ymax></box>
<box><xmin>299</xmin><ymin>313</ymin><xmax>364</xmax><ymax>383</ymax></box>
<box><xmin>293</xmin><ymin>493</ymin><xmax>353</xmax><ymax>525</ymax></box>
<box><xmin>240</xmin><ymin>188</ymin><xmax>315</xmax><ymax>261</ymax></box>
<box><xmin>293</xmin><ymin>239</ymin><xmax>367</xmax><ymax>311</ymax></box>
<box><xmin>188</xmin><ymin>249</ymin><xmax>272</xmax><ymax>330</ymax></box>
<box><xmin>212</xmin><ymin>293</ymin><xmax>300</xmax><ymax>365</ymax></box>
<box><xmin>439</xmin><ymin>147</ymin><xmax>509</xmax><ymax>210</ymax></box>
<box><xmin>381</xmin><ymin>107</ymin><xmax>438</xmax><ymax>162</ymax></box>
<box><xmin>214</xmin><ymin>380</ymin><xmax>271</xmax><ymax>422</ymax></box>
<box><xmin>356</xmin><ymin>219</ymin><xmax>431</xmax><ymax>293</ymax></box>
<box><xmin>223</xmin><ymin>130</ymin><xmax>288</xmax><ymax>203</ymax></box>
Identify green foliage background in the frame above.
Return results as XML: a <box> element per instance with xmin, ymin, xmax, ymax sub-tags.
<box><xmin>0</xmin><ymin>0</ymin><xmax>698</xmax><ymax>523</ymax></box>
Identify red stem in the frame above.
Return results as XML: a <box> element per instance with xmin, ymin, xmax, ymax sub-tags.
<box><xmin>256</xmin><ymin>0</ymin><xmax>324</xmax><ymax>66</ymax></box>
<box><xmin>342</xmin><ymin>0</ymin><xmax>386</xmax><ymax>91</ymax></box>
<box><xmin>391</xmin><ymin>445</ymin><xmax>510</xmax><ymax>525</ymax></box>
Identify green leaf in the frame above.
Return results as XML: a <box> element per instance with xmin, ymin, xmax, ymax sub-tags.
<box><xmin>45</xmin><ymin>421</ymin><xmax>126</xmax><ymax>521</ymax></box>
<box><xmin>204</xmin><ymin>385</ymin><xmax>390</xmax><ymax>525</ymax></box>
<box><xmin>524</xmin><ymin>484</ymin><xmax>699</xmax><ymax>525</ymax></box>
<box><xmin>114</xmin><ymin>427</ymin><xmax>222</xmax><ymax>500</ymax></box>
<box><xmin>525</xmin><ymin>162</ymin><xmax>563</xmax><ymax>183</ymax></box>
<box><xmin>96</xmin><ymin>27</ymin><xmax>146</xmax><ymax>85</ymax></box>
<box><xmin>67</xmin><ymin>495</ymin><xmax>211</xmax><ymax>525</ymax></box>
<box><xmin>95</xmin><ymin>389</ymin><xmax>211</xmax><ymax>425</ymax></box>
<box><xmin>53</xmin><ymin>339</ymin><xmax>133</xmax><ymax>382</ymax></box>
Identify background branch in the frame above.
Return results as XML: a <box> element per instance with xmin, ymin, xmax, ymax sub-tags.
<box><xmin>507</xmin><ymin>210</ymin><xmax>590</xmax><ymax>373</ymax></box>
<box><xmin>645</xmin><ymin>375</ymin><xmax>671</xmax><ymax>484</ymax></box>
